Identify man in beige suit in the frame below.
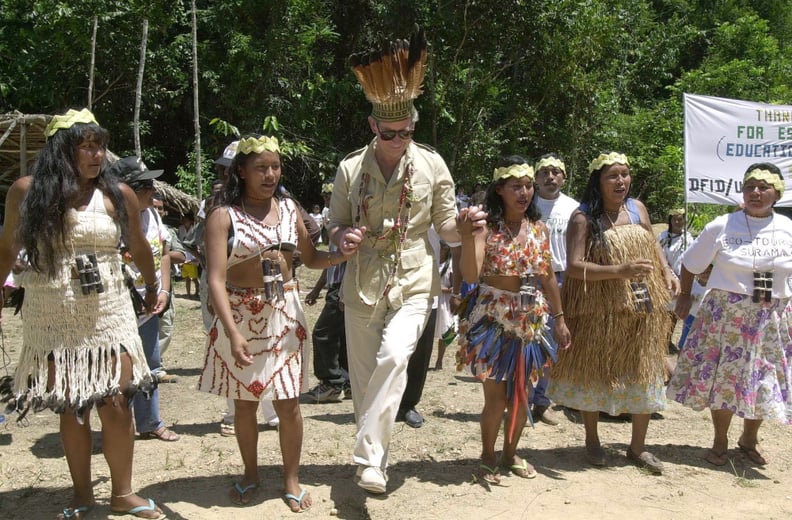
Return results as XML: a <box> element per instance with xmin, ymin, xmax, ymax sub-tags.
<box><xmin>328</xmin><ymin>28</ymin><xmax>485</xmax><ymax>494</ymax></box>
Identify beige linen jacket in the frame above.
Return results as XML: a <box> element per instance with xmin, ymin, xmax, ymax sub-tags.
<box><xmin>328</xmin><ymin>139</ymin><xmax>457</xmax><ymax>310</ymax></box>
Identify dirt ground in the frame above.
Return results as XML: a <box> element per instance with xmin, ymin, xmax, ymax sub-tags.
<box><xmin>1</xmin><ymin>264</ymin><xmax>792</xmax><ymax>520</ymax></box>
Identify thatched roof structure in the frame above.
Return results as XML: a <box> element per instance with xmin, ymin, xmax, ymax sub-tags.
<box><xmin>0</xmin><ymin>111</ymin><xmax>199</xmax><ymax>219</ymax></box>
<box><xmin>0</xmin><ymin>111</ymin><xmax>50</xmax><ymax>207</ymax></box>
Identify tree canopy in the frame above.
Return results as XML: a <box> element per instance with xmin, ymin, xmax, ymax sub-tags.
<box><xmin>1</xmin><ymin>0</ymin><xmax>790</xmax><ymax>222</ymax></box>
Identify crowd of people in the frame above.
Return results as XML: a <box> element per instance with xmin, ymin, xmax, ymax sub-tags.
<box><xmin>1</xmin><ymin>28</ymin><xmax>791</xmax><ymax>519</ymax></box>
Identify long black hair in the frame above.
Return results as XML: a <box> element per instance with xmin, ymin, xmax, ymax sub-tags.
<box><xmin>579</xmin><ymin>151</ymin><xmax>631</xmax><ymax>253</ymax></box>
<box><xmin>485</xmin><ymin>155</ymin><xmax>541</xmax><ymax>228</ymax></box>
<box><xmin>215</xmin><ymin>134</ymin><xmax>283</xmax><ymax>210</ymax></box>
<box><xmin>20</xmin><ymin>121</ymin><xmax>128</xmax><ymax>279</ymax></box>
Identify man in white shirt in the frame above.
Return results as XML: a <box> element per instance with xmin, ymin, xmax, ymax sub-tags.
<box><xmin>533</xmin><ymin>153</ymin><xmax>579</xmax><ymax>425</ymax></box>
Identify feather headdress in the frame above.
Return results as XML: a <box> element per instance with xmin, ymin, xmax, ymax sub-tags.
<box><xmin>349</xmin><ymin>26</ymin><xmax>427</xmax><ymax>122</ymax></box>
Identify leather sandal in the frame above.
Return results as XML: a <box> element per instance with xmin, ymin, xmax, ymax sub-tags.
<box><xmin>626</xmin><ymin>448</ymin><xmax>663</xmax><ymax>474</ymax></box>
<box><xmin>139</xmin><ymin>426</ymin><xmax>180</xmax><ymax>442</ymax></box>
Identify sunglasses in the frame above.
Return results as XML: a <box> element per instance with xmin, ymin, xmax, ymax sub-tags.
<box><xmin>132</xmin><ymin>180</ymin><xmax>154</xmax><ymax>191</ymax></box>
<box><xmin>377</xmin><ymin>125</ymin><xmax>414</xmax><ymax>141</ymax></box>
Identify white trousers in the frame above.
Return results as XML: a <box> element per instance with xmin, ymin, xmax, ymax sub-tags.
<box><xmin>345</xmin><ymin>296</ymin><xmax>431</xmax><ymax>470</ymax></box>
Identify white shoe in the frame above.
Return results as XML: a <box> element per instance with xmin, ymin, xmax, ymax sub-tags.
<box><xmin>357</xmin><ymin>466</ymin><xmax>387</xmax><ymax>494</ymax></box>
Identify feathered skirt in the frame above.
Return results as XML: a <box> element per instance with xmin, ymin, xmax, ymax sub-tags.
<box><xmin>457</xmin><ymin>284</ymin><xmax>555</xmax><ymax>421</ymax></box>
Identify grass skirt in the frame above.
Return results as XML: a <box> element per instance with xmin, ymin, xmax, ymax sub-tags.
<box><xmin>667</xmin><ymin>289</ymin><xmax>792</xmax><ymax>424</ymax></box>
<box><xmin>549</xmin><ymin>224</ymin><xmax>670</xmax><ymax>414</ymax></box>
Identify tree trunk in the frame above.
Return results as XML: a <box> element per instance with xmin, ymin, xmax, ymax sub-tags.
<box><xmin>134</xmin><ymin>19</ymin><xmax>149</xmax><ymax>158</ymax></box>
<box><xmin>88</xmin><ymin>16</ymin><xmax>97</xmax><ymax>110</ymax></box>
<box><xmin>191</xmin><ymin>0</ymin><xmax>202</xmax><ymax>198</ymax></box>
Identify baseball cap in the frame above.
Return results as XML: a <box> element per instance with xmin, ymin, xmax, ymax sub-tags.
<box><xmin>109</xmin><ymin>156</ymin><xmax>164</xmax><ymax>184</ymax></box>
<box><xmin>214</xmin><ymin>141</ymin><xmax>239</xmax><ymax>168</ymax></box>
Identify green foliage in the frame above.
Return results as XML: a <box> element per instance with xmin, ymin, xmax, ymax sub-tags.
<box><xmin>1</xmin><ymin>0</ymin><xmax>790</xmax><ymax>221</ymax></box>
<box><xmin>175</xmin><ymin>150</ymin><xmax>215</xmax><ymax>200</ymax></box>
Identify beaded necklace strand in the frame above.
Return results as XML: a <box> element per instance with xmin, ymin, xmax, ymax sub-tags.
<box><xmin>354</xmin><ymin>161</ymin><xmax>414</xmax><ymax>305</ymax></box>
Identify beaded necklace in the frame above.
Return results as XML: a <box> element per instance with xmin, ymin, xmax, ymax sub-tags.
<box><xmin>354</xmin><ymin>160</ymin><xmax>414</xmax><ymax>305</ymax></box>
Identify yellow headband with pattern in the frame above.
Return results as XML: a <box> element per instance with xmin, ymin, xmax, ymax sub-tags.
<box><xmin>321</xmin><ymin>182</ymin><xmax>334</xmax><ymax>194</ymax></box>
<box><xmin>744</xmin><ymin>168</ymin><xmax>785</xmax><ymax>197</ymax></box>
<box><xmin>44</xmin><ymin>108</ymin><xmax>98</xmax><ymax>138</ymax></box>
<box><xmin>237</xmin><ymin>136</ymin><xmax>280</xmax><ymax>155</ymax></box>
<box><xmin>668</xmin><ymin>208</ymin><xmax>685</xmax><ymax>216</ymax></box>
<box><xmin>493</xmin><ymin>163</ymin><xmax>535</xmax><ymax>182</ymax></box>
<box><xmin>535</xmin><ymin>157</ymin><xmax>566</xmax><ymax>176</ymax></box>
<box><xmin>588</xmin><ymin>152</ymin><xmax>629</xmax><ymax>174</ymax></box>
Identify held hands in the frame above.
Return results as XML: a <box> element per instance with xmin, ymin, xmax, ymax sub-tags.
<box><xmin>456</xmin><ymin>205</ymin><xmax>488</xmax><ymax>237</ymax></box>
<box><xmin>339</xmin><ymin>226</ymin><xmax>366</xmax><ymax>257</ymax></box>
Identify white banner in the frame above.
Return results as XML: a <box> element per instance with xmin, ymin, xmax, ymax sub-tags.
<box><xmin>684</xmin><ymin>93</ymin><xmax>792</xmax><ymax>206</ymax></box>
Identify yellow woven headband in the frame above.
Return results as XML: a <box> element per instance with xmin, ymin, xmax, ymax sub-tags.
<box><xmin>321</xmin><ymin>182</ymin><xmax>334</xmax><ymax>194</ymax></box>
<box><xmin>493</xmin><ymin>163</ymin><xmax>535</xmax><ymax>182</ymax></box>
<box><xmin>44</xmin><ymin>108</ymin><xmax>98</xmax><ymax>138</ymax></box>
<box><xmin>589</xmin><ymin>152</ymin><xmax>629</xmax><ymax>174</ymax></box>
<box><xmin>668</xmin><ymin>208</ymin><xmax>685</xmax><ymax>216</ymax></box>
<box><xmin>535</xmin><ymin>157</ymin><xmax>566</xmax><ymax>175</ymax></box>
<box><xmin>744</xmin><ymin>168</ymin><xmax>785</xmax><ymax>197</ymax></box>
<box><xmin>237</xmin><ymin>136</ymin><xmax>280</xmax><ymax>155</ymax></box>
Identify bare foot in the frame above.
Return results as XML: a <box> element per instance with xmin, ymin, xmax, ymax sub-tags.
<box><xmin>704</xmin><ymin>448</ymin><xmax>728</xmax><ymax>466</ymax></box>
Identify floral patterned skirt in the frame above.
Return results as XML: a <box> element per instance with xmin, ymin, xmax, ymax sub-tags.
<box><xmin>667</xmin><ymin>289</ymin><xmax>792</xmax><ymax>424</ymax></box>
<box><xmin>198</xmin><ymin>282</ymin><xmax>307</xmax><ymax>401</ymax></box>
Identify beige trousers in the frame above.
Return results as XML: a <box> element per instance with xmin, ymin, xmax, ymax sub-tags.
<box><xmin>345</xmin><ymin>296</ymin><xmax>431</xmax><ymax>470</ymax></box>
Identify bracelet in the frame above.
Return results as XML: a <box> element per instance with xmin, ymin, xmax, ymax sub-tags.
<box><xmin>451</xmin><ymin>293</ymin><xmax>461</xmax><ymax>298</ymax></box>
<box><xmin>159</xmin><ymin>290</ymin><xmax>170</xmax><ymax>297</ymax></box>
<box><xmin>144</xmin><ymin>282</ymin><xmax>159</xmax><ymax>294</ymax></box>
<box><xmin>679</xmin><ymin>291</ymin><xmax>691</xmax><ymax>296</ymax></box>
<box><xmin>552</xmin><ymin>311</ymin><xmax>564</xmax><ymax>319</ymax></box>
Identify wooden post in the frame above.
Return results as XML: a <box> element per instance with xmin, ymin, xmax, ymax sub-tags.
<box><xmin>19</xmin><ymin>118</ymin><xmax>27</xmax><ymax>177</ymax></box>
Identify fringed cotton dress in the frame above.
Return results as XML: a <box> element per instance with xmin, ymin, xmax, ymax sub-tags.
<box><xmin>549</xmin><ymin>209</ymin><xmax>672</xmax><ymax>415</ymax></box>
<box><xmin>198</xmin><ymin>197</ymin><xmax>308</xmax><ymax>401</ymax></box>
<box><xmin>11</xmin><ymin>189</ymin><xmax>153</xmax><ymax>416</ymax></box>
<box><xmin>457</xmin><ymin>220</ymin><xmax>556</xmax><ymax>420</ymax></box>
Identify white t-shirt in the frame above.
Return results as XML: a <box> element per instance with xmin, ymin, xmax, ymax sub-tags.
<box><xmin>535</xmin><ymin>193</ymin><xmax>579</xmax><ymax>272</ymax></box>
<box><xmin>658</xmin><ymin>229</ymin><xmax>695</xmax><ymax>276</ymax></box>
<box><xmin>682</xmin><ymin>211</ymin><xmax>792</xmax><ymax>299</ymax></box>
<box><xmin>126</xmin><ymin>207</ymin><xmax>169</xmax><ymax>325</ymax></box>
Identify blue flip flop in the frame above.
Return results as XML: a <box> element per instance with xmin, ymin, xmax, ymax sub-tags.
<box><xmin>230</xmin><ymin>482</ymin><xmax>259</xmax><ymax>505</ymax></box>
<box><xmin>282</xmin><ymin>489</ymin><xmax>311</xmax><ymax>513</ymax></box>
<box><xmin>111</xmin><ymin>498</ymin><xmax>165</xmax><ymax>519</ymax></box>
<box><xmin>60</xmin><ymin>505</ymin><xmax>91</xmax><ymax>519</ymax></box>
